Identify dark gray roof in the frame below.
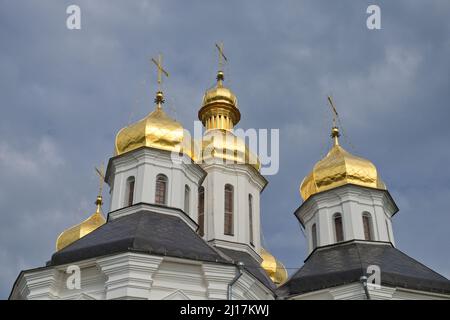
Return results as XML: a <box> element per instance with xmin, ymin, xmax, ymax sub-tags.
<box><xmin>217</xmin><ymin>247</ymin><xmax>276</xmax><ymax>291</ymax></box>
<box><xmin>277</xmin><ymin>240</ymin><xmax>450</xmax><ymax>297</ymax></box>
<box><xmin>50</xmin><ymin>211</ymin><xmax>231</xmax><ymax>266</ymax></box>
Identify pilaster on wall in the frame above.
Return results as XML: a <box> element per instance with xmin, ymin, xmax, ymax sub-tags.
<box><xmin>21</xmin><ymin>268</ymin><xmax>60</xmax><ymax>300</ymax></box>
<box><xmin>97</xmin><ymin>253</ymin><xmax>163</xmax><ymax>300</ymax></box>
<box><xmin>201</xmin><ymin>263</ymin><xmax>236</xmax><ymax>300</ymax></box>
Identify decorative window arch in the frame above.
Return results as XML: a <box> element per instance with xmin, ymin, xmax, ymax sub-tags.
<box><xmin>248</xmin><ymin>194</ymin><xmax>254</xmax><ymax>245</ymax></box>
<box><xmin>155</xmin><ymin>174</ymin><xmax>168</xmax><ymax>205</ymax></box>
<box><xmin>224</xmin><ymin>184</ymin><xmax>234</xmax><ymax>236</ymax></box>
<box><xmin>312</xmin><ymin>223</ymin><xmax>318</xmax><ymax>249</ymax></box>
<box><xmin>184</xmin><ymin>185</ymin><xmax>190</xmax><ymax>214</ymax></box>
<box><xmin>125</xmin><ymin>176</ymin><xmax>135</xmax><ymax>207</ymax></box>
<box><xmin>334</xmin><ymin>213</ymin><xmax>344</xmax><ymax>243</ymax></box>
<box><xmin>198</xmin><ymin>186</ymin><xmax>205</xmax><ymax>237</ymax></box>
<box><xmin>362</xmin><ymin>212</ymin><xmax>374</xmax><ymax>241</ymax></box>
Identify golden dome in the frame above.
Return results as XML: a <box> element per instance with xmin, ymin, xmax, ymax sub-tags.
<box><xmin>56</xmin><ymin>196</ymin><xmax>106</xmax><ymax>251</ymax></box>
<box><xmin>198</xmin><ymin>71</ymin><xmax>241</xmax><ymax>131</ymax></box>
<box><xmin>198</xmin><ymin>71</ymin><xmax>259</xmax><ymax>170</ymax></box>
<box><xmin>300</xmin><ymin>127</ymin><xmax>386</xmax><ymax>201</ymax></box>
<box><xmin>200</xmin><ymin>129</ymin><xmax>260</xmax><ymax>170</ymax></box>
<box><xmin>115</xmin><ymin>91</ymin><xmax>193</xmax><ymax>158</ymax></box>
<box><xmin>260</xmin><ymin>248</ymin><xmax>288</xmax><ymax>285</ymax></box>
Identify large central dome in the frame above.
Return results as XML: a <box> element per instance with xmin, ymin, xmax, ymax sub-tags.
<box><xmin>300</xmin><ymin>127</ymin><xmax>386</xmax><ymax>201</ymax></box>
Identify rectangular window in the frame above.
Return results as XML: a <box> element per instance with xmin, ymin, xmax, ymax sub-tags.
<box><xmin>335</xmin><ymin>215</ymin><xmax>344</xmax><ymax>242</ymax></box>
<box><xmin>127</xmin><ymin>180</ymin><xmax>135</xmax><ymax>206</ymax></box>
<box><xmin>198</xmin><ymin>187</ymin><xmax>205</xmax><ymax>237</ymax></box>
<box><xmin>224</xmin><ymin>185</ymin><xmax>234</xmax><ymax>236</ymax></box>
<box><xmin>363</xmin><ymin>215</ymin><xmax>373</xmax><ymax>240</ymax></box>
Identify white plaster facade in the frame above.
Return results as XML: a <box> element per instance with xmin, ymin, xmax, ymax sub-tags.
<box><xmin>10</xmin><ymin>252</ymin><xmax>274</xmax><ymax>300</ymax></box>
<box><xmin>295</xmin><ymin>184</ymin><xmax>398</xmax><ymax>254</ymax></box>
<box><xmin>106</xmin><ymin>147</ymin><xmax>205</xmax><ymax>219</ymax></box>
<box><xmin>200</xmin><ymin>161</ymin><xmax>267</xmax><ymax>256</ymax></box>
<box><xmin>288</xmin><ymin>282</ymin><xmax>450</xmax><ymax>300</ymax></box>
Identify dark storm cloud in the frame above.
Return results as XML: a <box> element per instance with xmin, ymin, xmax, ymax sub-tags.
<box><xmin>0</xmin><ymin>0</ymin><xmax>449</xmax><ymax>298</ymax></box>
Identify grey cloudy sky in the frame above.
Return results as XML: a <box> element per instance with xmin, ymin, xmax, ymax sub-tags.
<box><xmin>1</xmin><ymin>0</ymin><xmax>449</xmax><ymax>298</ymax></box>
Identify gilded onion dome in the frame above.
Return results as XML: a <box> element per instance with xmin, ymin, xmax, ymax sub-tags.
<box><xmin>115</xmin><ymin>91</ymin><xmax>194</xmax><ymax>159</ymax></box>
<box><xmin>201</xmin><ymin>129</ymin><xmax>261</xmax><ymax>170</ymax></box>
<box><xmin>300</xmin><ymin>126</ymin><xmax>386</xmax><ymax>201</ymax></box>
<box><xmin>198</xmin><ymin>71</ymin><xmax>260</xmax><ymax>170</ymax></box>
<box><xmin>56</xmin><ymin>195</ymin><xmax>106</xmax><ymax>251</ymax></box>
<box><xmin>199</xmin><ymin>71</ymin><xmax>240</xmax><ymax>130</ymax></box>
<box><xmin>260</xmin><ymin>248</ymin><xmax>288</xmax><ymax>285</ymax></box>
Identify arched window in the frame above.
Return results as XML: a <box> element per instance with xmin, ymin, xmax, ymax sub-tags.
<box><xmin>198</xmin><ymin>186</ymin><xmax>205</xmax><ymax>237</ymax></box>
<box><xmin>224</xmin><ymin>184</ymin><xmax>234</xmax><ymax>236</ymax></box>
<box><xmin>312</xmin><ymin>223</ymin><xmax>318</xmax><ymax>249</ymax></box>
<box><xmin>363</xmin><ymin>213</ymin><xmax>374</xmax><ymax>241</ymax></box>
<box><xmin>248</xmin><ymin>194</ymin><xmax>254</xmax><ymax>245</ymax></box>
<box><xmin>125</xmin><ymin>176</ymin><xmax>135</xmax><ymax>207</ymax></box>
<box><xmin>184</xmin><ymin>185</ymin><xmax>190</xmax><ymax>214</ymax></box>
<box><xmin>334</xmin><ymin>213</ymin><xmax>344</xmax><ymax>242</ymax></box>
<box><xmin>155</xmin><ymin>174</ymin><xmax>168</xmax><ymax>205</ymax></box>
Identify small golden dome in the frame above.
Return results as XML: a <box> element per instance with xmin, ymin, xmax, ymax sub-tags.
<box><xmin>199</xmin><ymin>71</ymin><xmax>241</xmax><ymax>130</ymax></box>
<box><xmin>202</xmin><ymin>72</ymin><xmax>238</xmax><ymax>106</ymax></box>
<box><xmin>56</xmin><ymin>196</ymin><xmax>106</xmax><ymax>251</ymax></box>
<box><xmin>198</xmin><ymin>71</ymin><xmax>259</xmax><ymax>170</ymax></box>
<box><xmin>115</xmin><ymin>91</ymin><xmax>193</xmax><ymax>158</ymax></box>
<box><xmin>260</xmin><ymin>248</ymin><xmax>288</xmax><ymax>285</ymax></box>
<box><xmin>300</xmin><ymin>127</ymin><xmax>386</xmax><ymax>201</ymax></box>
<box><xmin>200</xmin><ymin>129</ymin><xmax>260</xmax><ymax>170</ymax></box>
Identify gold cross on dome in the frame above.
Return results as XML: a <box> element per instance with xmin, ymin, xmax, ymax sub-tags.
<box><xmin>215</xmin><ymin>42</ymin><xmax>227</xmax><ymax>71</ymax></box>
<box><xmin>151</xmin><ymin>54</ymin><xmax>169</xmax><ymax>91</ymax></box>
<box><xmin>95</xmin><ymin>163</ymin><xmax>105</xmax><ymax>197</ymax></box>
<box><xmin>327</xmin><ymin>96</ymin><xmax>339</xmax><ymax>127</ymax></box>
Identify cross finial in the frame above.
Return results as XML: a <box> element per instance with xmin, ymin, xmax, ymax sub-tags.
<box><xmin>327</xmin><ymin>96</ymin><xmax>339</xmax><ymax>127</ymax></box>
<box><xmin>151</xmin><ymin>54</ymin><xmax>169</xmax><ymax>106</ymax></box>
<box><xmin>215</xmin><ymin>42</ymin><xmax>227</xmax><ymax>82</ymax></box>
<box><xmin>94</xmin><ymin>163</ymin><xmax>105</xmax><ymax>211</ymax></box>
<box><xmin>327</xmin><ymin>96</ymin><xmax>340</xmax><ymax>145</ymax></box>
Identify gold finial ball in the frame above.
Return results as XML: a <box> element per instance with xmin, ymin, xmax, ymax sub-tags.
<box><xmin>95</xmin><ymin>195</ymin><xmax>103</xmax><ymax>206</ymax></box>
<box><xmin>217</xmin><ymin>70</ymin><xmax>224</xmax><ymax>81</ymax></box>
<box><xmin>155</xmin><ymin>91</ymin><xmax>164</xmax><ymax>104</ymax></box>
<box><xmin>331</xmin><ymin>126</ymin><xmax>340</xmax><ymax>138</ymax></box>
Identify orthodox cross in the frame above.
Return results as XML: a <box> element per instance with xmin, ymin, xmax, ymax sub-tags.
<box><xmin>151</xmin><ymin>54</ymin><xmax>169</xmax><ymax>92</ymax></box>
<box><xmin>215</xmin><ymin>42</ymin><xmax>228</xmax><ymax>71</ymax></box>
<box><xmin>95</xmin><ymin>163</ymin><xmax>105</xmax><ymax>197</ymax></box>
<box><xmin>327</xmin><ymin>96</ymin><xmax>339</xmax><ymax>127</ymax></box>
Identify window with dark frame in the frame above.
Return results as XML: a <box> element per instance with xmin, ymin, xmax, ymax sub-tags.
<box><xmin>334</xmin><ymin>213</ymin><xmax>344</xmax><ymax>242</ymax></box>
<box><xmin>184</xmin><ymin>185</ymin><xmax>190</xmax><ymax>214</ymax></box>
<box><xmin>224</xmin><ymin>184</ymin><xmax>234</xmax><ymax>236</ymax></box>
<box><xmin>155</xmin><ymin>174</ymin><xmax>168</xmax><ymax>205</ymax></box>
<box><xmin>126</xmin><ymin>177</ymin><xmax>135</xmax><ymax>207</ymax></box>
<box><xmin>198</xmin><ymin>186</ymin><xmax>205</xmax><ymax>237</ymax></box>
<box><xmin>363</xmin><ymin>213</ymin><xmax>373</xmax><ymax>241</ymax></box>
<box><xmin>312</xmin><ymin>223</ymin><xmax>317</xmax><ymax>249</ymax></box>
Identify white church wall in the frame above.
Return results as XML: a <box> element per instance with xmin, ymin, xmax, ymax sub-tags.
<box><xmin>11</xmin><ymin>252</ymin><xmax>275</xmax><ymax>300</ymax></box>
<box><xmin>107</xmin><ymin>148</ymin><xmax>204</xmax><ymax>221</ymax></box>
<box><xmin>289</xmin><ymin>282</ymin><xmax>450</xmax><ymax>300</ymax></box>
<box><xmin>200</xmin><ymin>163</ymin><xmax>266</xmax><ymax>254</ymax></box>
<box><xmin>296</xmin><ymin>185</ymin><xmax>398</xmax><ymax>253</ymax></box>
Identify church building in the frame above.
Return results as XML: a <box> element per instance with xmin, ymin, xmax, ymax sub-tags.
<box><xmin>9</xmin><ymin>49</ymin><xmax>450</xmax><ymax>300</ymax></box>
